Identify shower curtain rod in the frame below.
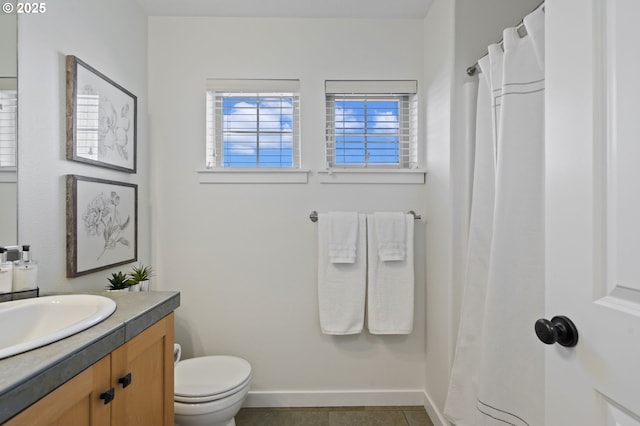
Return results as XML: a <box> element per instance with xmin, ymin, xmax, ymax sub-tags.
<box><xmin>466</xmin><ymin>1</ymin><xmax>545</xmax><ymax>76</ymax></box>
<box><xmin>309</xmin><ymin>210</ymin><xmax>422</xmax><ymax>223</ymax></box>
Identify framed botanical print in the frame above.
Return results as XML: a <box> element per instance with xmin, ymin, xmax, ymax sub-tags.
<box><xmin>66</xmin><ymin>55</ymin><xmax>137</xmax><ymax>173</ymax></box>
<box><xmin>66</xmin><ymin>175</ymin><xmax>137</xmax><ymax>277</ymax></box>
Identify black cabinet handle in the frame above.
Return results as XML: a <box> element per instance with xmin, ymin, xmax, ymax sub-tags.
<box><xmin>118</xmin><ymin>373</ymin><xmax>132</xmax><ymax>388</ymax></box>
<box><xmin>535</xmin><ymin>315</ymin><xmax>579</xmax><ymax>347</ymax></box>
<box><xmin>99</xmin><ymin>388</ymin><xmax>115</xmax><ymax>405</ymax></box>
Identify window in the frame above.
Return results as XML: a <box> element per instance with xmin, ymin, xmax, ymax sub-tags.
<box><xmin>0</xmin><ymin>82</ymin><xmax>17</xmax><ymax>169</ymax></box>
<box><xmin>206</xmin><ymin>79</ymin><xmax>300</xmax><ymax>168</ymax></box>
<box><xmin>325</xmin><ymin>80</ymin><xmax>418</xmax><ymax>169</ymax></box>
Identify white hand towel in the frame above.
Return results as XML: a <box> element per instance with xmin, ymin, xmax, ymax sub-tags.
<box><xmin>318</xmin><ymin>213</ymin><xmax>367</xmax><ymax>335</ymax></box>
<box><xmin>367</xmin><ymin>213</ymin><xmax>414</xmax><ymax>334</ymax></box>
<box><xmin>328</xmin><ymin>212</ymin><xmax>359</xmax><ymax>263</ymax></box>
<box><xmin>373</xmin><ymin>212</ymin><xmax>406</xmax><ymax>261</ymax></box>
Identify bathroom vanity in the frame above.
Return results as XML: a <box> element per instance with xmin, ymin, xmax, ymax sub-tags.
<box><xmin>0</xmin><ymin>291</ymin><xmax>180</xmax><ymax>425</ymax></box>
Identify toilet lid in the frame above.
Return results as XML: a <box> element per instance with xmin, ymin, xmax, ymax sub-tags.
<box><xmin>175</xmin><ymin>355</ymin><xmax>251</xmax><ymax>402</ymax></box>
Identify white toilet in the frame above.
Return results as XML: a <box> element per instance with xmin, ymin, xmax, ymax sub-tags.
<box><xmin>174</xmin><ymin>355</ymin><xmax>252</xmax><ymax>426</ymax></box>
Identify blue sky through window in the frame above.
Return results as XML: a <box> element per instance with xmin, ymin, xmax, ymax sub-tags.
<box><xmin>334</xmin><ymin>99</ymin><xmax>400</xmax><ymax>165</ymax></box>
<box><xmin>222</xmin><ymin>94</ymin><xmax>293</xmax><ymax>167</ymax></box>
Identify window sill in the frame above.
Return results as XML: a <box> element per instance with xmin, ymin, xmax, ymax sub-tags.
<box><xmin>0</xmin><ymin>169</ymin><xmax>17</xmax><ymax>183</ymax></box>
<box><xmin>317</xmin><ymin>168</ymin><xmax>426</xmax><ymax>184</ymax></box>
<box><xmin>197</xmin><ymin>168</ymin><xmax>309</xmax><ymax>184</ymax></box>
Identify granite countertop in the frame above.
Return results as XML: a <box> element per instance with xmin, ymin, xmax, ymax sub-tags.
<box><xmin>0</xmin><ymin>290</ymin><xmax>180</xmax><ymax>424</ymax></box>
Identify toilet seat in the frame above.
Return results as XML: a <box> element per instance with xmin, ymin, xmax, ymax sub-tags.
<box><xmin>175</xmin><ymin>355</ymin><xmax>252</xmax><ymax>404</ymax></box>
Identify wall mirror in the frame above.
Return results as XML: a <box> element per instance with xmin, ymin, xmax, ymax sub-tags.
<box><xmin>0</xmin><ymin>11</ymin><xmax>18</xmax><ymax>246</ymax></box>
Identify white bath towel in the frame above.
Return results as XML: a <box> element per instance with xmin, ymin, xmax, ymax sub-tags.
<box><xmin>318</xmin><ymin>213</ymin><xmax>367</xmax><ymax>335</ymax></box>
<box><xmin>373</xmin><ymin>212</ymin><xmax>407</xmax><ymax>261</ymax></box>
<box><xmin>328</xmin><ymin>212</ymin><xmax>359</xmax><ymax>263</ymax></box>
<box><xmin>367</xmin><ymin>213</ymin><xmax>414</xmax><ymax>334</ymax></box>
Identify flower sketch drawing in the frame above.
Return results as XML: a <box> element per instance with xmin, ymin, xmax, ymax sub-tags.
<box><xmin>78</xmin><ymin>83</ymin><xmax>132</xmax><ymax>161</ymax></box>
<box><xmin>77</xmin><ymin>83</ymin><xmax>132</xmax><ymax>164</ymax></box>
<box><xmin>67</xmin><ymin>175</ymin><xmax>137</xmax><ymax>277</ymax></box>
<box><xmin>98</xmin><ymin>97</ymin><xmax>131</xmax><ymax>161</ymax></box>
<box><xmin>67</xmin><ymin>55</ymin><xmax>137</xmax><ymax>172</ymax></box>
<box><xmin>82</xmin><ymin>190</ymin><xmax>131</xmax><ymax>261</ymax></box>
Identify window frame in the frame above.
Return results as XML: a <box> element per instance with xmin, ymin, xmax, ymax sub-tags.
<box><xmin>206</xmin><ymin>79</ymin><xmax>301</xmax><ymax>170</ymax></box>
<box><xmin>325</xmin><ymin>80</ymin><xmax>418</xmax><ymax>171</ymax></box>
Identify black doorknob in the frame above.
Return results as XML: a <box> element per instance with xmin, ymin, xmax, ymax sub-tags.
<box><xmin>535</xmin><ymin>315</ymin><xmax>578</xmax><ymax>347</ymax></box>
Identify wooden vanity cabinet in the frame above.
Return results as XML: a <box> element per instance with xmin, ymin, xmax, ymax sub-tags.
<box><xmin>5</xmin><ymin>313</ymin><xmax>174</xmax><ymax>426</ymax></box>
<box><xmin>111</xmin><ymin>312</ymin><xmax>174</xmax><ymax>425</ymax></box>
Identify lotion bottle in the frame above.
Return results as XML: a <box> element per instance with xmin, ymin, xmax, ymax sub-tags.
<box><xmin>0</xmin><ymin>247</ymin><xmax>13</xmax><ymax>293</ymax></box>
<box><xmin>13</xmin><ymin>245</ymin><xmax>38</xmax><ymax>292</ymax></box>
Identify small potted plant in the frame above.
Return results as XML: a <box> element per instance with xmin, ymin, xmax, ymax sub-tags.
<box><xmin>129</xmin><ymin>263</ymin><xmax>153</xmax><ymax>292</ymax></box>
<box><xmin>106</xmin><ymin>271</ymin><xmax>133</xmax><ymax>292</ymax></box>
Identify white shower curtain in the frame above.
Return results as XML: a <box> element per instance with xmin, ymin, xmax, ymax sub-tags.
<box><xmin>445</xmin><ymin>8</ymin><xmax>545</xmax><ymax>426</ymax></box>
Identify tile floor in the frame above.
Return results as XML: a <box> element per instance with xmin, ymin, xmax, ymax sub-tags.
<box><xmin>236</xmin><ymin>406</ymin><xmax>434</xmax><ymax>426</ymax></box>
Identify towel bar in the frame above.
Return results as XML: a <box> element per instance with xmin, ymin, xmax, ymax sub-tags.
<box><xmin>309</xmin><ymin>211</ymin><xmax>421</xmax><ymax>222</ymax></box>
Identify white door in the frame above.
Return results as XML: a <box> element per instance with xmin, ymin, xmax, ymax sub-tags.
<box><xmin>546</xmin><ymin>0</ymin><xmax>640</xmax><ymax>424</ymax></box>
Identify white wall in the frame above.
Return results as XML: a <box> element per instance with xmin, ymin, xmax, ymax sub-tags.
<box><xmin>149</xmin><ymin>17</ymin><xmax>428</xmax><ymax>404</ymax></box>
<box><xmin>422</xmin><ymin>0</ymin><xmax>455</xmax><ymax>420</ymax></box>
<box><xmin>0</xmin><ymin>183</ymin><xmax>17</xmax><ymax>244</ymax></box>
<box><xmin>0</xmin><ymin>182</ymin><xmax>18</xmax><ymax>246</ymax></box>
<box><xmin>0</xmin><ymin>13</ymin><xmax>16</xmax><ymax>77</ymax></box>
<box><xmin>17</xmin><ymin>0</ymin><xmax>149</xmax><ymax>291</ymax></box>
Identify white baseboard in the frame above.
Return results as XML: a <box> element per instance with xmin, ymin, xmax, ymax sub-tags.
<box><xmin>244</xmin><ymin>390</ymin><xmax>451</xmax><ymax>426</ymax></box>
<box><xmin>421</xmin><ymin>391</ymin><xmax>452</xmax><ymax>426</ymax></box>
<box><xmin>244</xmin><ymin>389</ymin><xmax>426</xmax><ymax>408</ymax></box>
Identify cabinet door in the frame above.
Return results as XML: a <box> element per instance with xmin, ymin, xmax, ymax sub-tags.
<box><xmin>5</xmin><ymin>355</ymin><xmax>111</xmax><ymax>426</ymax></box>
<box><xmin>111</xmin><ymin>313</ymin><xmax>174</xmax><ymax>426</ymax></box>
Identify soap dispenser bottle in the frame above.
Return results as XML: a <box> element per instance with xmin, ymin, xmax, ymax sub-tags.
<box><xmin>0</xmin><ymin>247</ymin><xmax>13</xmax><ymax>293</ymax></box>
<box><xmin>13</xmin><ymin>245</ymin><xmax>38</xmax><ymax>292</ymax></box>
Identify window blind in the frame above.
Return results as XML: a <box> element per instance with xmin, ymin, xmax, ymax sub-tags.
<box><xmin>325</xmin><ymin>81</ymin><xmax>417</xmax><ymax>168</ymax></box>
<box><xmin>0</xmin><ymin>89</ymin><xmax>17</xmax><ymax>169</ymax></box>
<box><xmin>206</xmin><ymin>80</ymin><xmax>300</xmax><ymax>168</ymax></box>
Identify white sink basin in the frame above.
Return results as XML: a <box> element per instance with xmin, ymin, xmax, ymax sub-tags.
<box><xmin>0</xmin><ymin>294</ymin><xmax>116</xmax><ymax>359</ymax></box>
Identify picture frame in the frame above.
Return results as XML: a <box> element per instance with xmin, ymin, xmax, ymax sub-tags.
<box><xmin>66</xmin><ymin>175</ymin><xmax>137</xmax><ymax>277</ymax></box>
<box><xmin>66</xmin><ymin>55</ymin><xmax>137</xmax><ymax>173</ymax></box>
